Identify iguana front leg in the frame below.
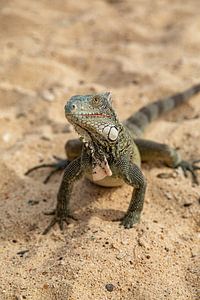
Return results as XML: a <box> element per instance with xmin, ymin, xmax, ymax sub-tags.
<box><xmin>116</xmin><ymin>157</ymin><xmax>147</xmax><ymax>229</ymax></box>
<box><xmin>43</xmin><ymin>155</ymin><xmax>87</xmax><ymax>234</ymax></box>
<box><xmin>134</xmin><ymin>139</ymin><xmax>200</xmax><ymax>184</ymax></box>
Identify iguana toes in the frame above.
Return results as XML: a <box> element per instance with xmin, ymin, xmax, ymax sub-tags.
<box><xmin>25</xmin><ymin>84</ymin><xmax>200</xmax><ymax>234</ymax></box>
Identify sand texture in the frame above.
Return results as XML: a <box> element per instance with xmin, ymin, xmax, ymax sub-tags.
<box><xmin>0</xmin><ymin>0</ymin><xmax>200</xmax><ymax>299</ymax></box>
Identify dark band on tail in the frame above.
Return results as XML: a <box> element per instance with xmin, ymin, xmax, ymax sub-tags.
<box><xmin>124</xmin><ymin>83</ymin><xmax>200</xmax><ymax>137</ymax></box>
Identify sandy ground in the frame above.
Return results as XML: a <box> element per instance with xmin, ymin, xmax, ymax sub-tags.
<box><xmin>0</xmin><ymin>0</ymin><xmax>200</xmax><ymax>299</ymax></box>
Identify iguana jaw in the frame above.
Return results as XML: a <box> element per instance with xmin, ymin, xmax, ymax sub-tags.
<box><xmin>67</xmin><ymin>115</ymin><xmax>120</xmax><ymax>144</ymax></box>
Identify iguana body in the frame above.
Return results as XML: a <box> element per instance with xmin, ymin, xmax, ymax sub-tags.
<box><xmin>26</xmin><ymin>84</ymin><xmax>200</xmax><ymax>234</ymax></box>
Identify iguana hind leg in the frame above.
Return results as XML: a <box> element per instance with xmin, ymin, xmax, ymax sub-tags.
<box><xmin>25</xmin><ymin>139</ymin><xmax>83</xmax><ymax>183</ymax></box>
<box><xmin>134</xmin><ymin>139</ymin><xmax>200</xmax><ymax>184</ymax></box>
<box><xmin>65</xmin><ymin>139</ymin><xmax>83</xmax><ymax>161</ymax></box>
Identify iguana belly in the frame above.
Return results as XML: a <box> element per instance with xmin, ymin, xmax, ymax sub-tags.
<box><xmin>85</xmin><ymin>173</ymin><xmax>124</xmax><ymax>187</ymax></box>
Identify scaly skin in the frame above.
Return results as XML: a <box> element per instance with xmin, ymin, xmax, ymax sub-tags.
<box><xmin>25</xmin><ymin>85</ymin><xmax>200</xmax><ymax>233</ymax></box>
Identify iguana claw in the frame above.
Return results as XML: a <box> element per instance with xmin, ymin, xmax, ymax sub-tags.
<box><xmin>42</xmin><ymin>209</ymin><xmax>77</xmax><ymax>234</ymax></box>
<box><xmin>177</xmin><ymin>160</ymin><xmax>200</xmax><ymax>184</ymax></box>
<box><xmin>120</xmin><ymin>211</ymin><xmax>141</xmax><ymax>229</ymax></box>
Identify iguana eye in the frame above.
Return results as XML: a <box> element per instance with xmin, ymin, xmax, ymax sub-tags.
<box><xmin>91</xmin><ymin>95</ymin><xmax>101</xmax><ymax>107</ymax></box>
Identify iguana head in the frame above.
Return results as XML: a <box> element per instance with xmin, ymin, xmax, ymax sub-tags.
<box><xmin>65</xmin><ymin>92</ymin><xmax>120</xmax><ymax>144</ymax></box>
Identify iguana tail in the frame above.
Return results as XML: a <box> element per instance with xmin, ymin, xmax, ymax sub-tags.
<box><xmin>124</xmin><ymin>83</ymin><xmax>200</xmax><ymax>137</ymax></box>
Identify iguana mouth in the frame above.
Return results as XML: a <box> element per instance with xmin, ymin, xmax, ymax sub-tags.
<box><xmin>66</xmin><ymin>113</ymin><xmax>111</xmax><ymax>118</ymax></box>
<box><xmin>80</xmin><ymin>113</ymin><xmax>112</xmax><ymax>118</ymax></box>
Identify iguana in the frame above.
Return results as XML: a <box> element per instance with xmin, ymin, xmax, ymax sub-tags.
<box><xmin>25</xmin><ymin>84</ymin><xmax>200</xmax><ymax>234</ymax></box>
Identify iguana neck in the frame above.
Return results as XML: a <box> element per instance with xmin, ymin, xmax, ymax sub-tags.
<box><xmin>83</xmin><ymin>122</ymin><xmax>131</xmax><ymax>160</ymax></box>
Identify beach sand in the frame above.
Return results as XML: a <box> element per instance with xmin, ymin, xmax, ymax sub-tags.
<box><xmin>0</xmin><ymin>0</ymin><xmax>199</xmax><ymax>299</ymax></box>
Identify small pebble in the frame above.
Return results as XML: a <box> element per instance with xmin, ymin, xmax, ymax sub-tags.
<box><xmin>17</xmin><ymin>250</ymin><xmax>29</xmax><ymax>257</ymax></box>
<box><xmin>138</xmin><ymin>238</ymin><xmax>146</xmax><ymax>248</ymax></box>
<box><xmin>2</xmin><ymin>132</ymin><xmax>11</xmax><ymax>143</ymax></box>
<box><xmin>28</xmin><ymin>199</ymin><xmax>39</xmax><ymax>206</ymax></box>
<box><xmin>157</xmin><ymin>172</ymin><xmax>173</xmax><ymax>179</ymax></box>
<box><xmin>105</xmin><ymin>283</ymin><xmax>115</xmax><ymax>292</ymax></box>
<box><xmin>191</xmin><ymin>248</ymin><xmax>198</xmax><ymax>257</ymax></box>
<box><xmin>183</xmin><ymin>202</ymin><xmax>192</xmax><ymax>207</ymax></box>
<box><xmin>40</xmin><ymin>126</ymin><xmax>53</xmax><ymax>141</ymax></box>
<box><xmin>79</xmin><ymin>80</ymin><xmax>85</xmax><ymax>85</ymax></box>
<box><xmin>164</xmin><ymin>191</ymin><xmax>173</xmax><ymax>200</ymax></box>
<box><xmin>43</xmin><ymin>283</ymin><xmax>49</xmax><ymax>290</ymax></box>
<box><xmin>40</xmin><ymin>89</ymin><xmax>55</xmax><ymax>101</ymax></box>
<box><xmin>116</xmin><ymin>251</ymin><xmax>126</xmax><ymax>260</ymax></box>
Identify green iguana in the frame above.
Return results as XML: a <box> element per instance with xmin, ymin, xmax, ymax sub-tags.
<box><xmin>25</xmin><ymin>84</ymin><xmax>200</xmax><ymax>234</ymax></box>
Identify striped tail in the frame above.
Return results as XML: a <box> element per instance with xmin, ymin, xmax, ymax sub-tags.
<box><xmin>124</xmin><ymin>83</ymin><xmax>200</xmax><ymax>137</ymax></box>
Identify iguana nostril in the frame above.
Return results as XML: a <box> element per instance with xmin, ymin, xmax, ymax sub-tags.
<box><xmin>65</xmin><ymin>102</ymin><xmax>77</xmax><ymax>113</ymax></box>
